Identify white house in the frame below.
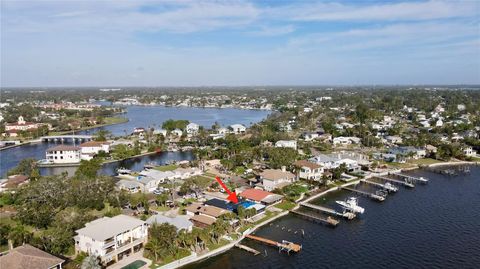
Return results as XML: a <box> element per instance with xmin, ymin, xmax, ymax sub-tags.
<box><xmin>275</xmin><ymin>140</ymin><xmax>297</xmax><ymax>150</ymax></box>
<box><xmin>229</xmin><ymin>124</ymin><xmax>246</xmax><ymax>134</ymax></box>
<box><xmin>294</xmin><ymin>160</ymin><xmax>324</xmax><ymax>181</ymax></box>
<box><xmin>171</xmin><ymin>129</ymin><xmax>183</xmax><ymax>136</ymax></box>
<box><xmin>79</xmin><ymin>141</ymin><xmax>110</xmax><ymax>160</ymax></box>
<box><xmin>74</xmin><ymin>215</ymin><xmax>148</xmax><ymax>266</ymax></box>
<box><xmin>303</xmin><ymin>132</ymin><xmax>319</xmax><ymax>141</ymax></box>
<box><xmin>259</xmin><ymin>167</ymin><xmax>296</xmax><ymax>191</ymax></box>
<box><xmin>463</xmin><ymin>146</ymin><xmax>476</xmax><ymax>157</ymax></box>
<box><xmin>46</xmin><ymin>145</ymin><xmax>81</xmax><ymax>164</ymax></box>
<box><xmin>333</xmin><ymin>136</ymin><xmax>361</xmax><ymax>145</ymax></box>
<box><xmin>217</xmin><ymin>127</ymin><xmax>229</xmax><ymax>135</ymax></box>
<box><xmin>186</xmin><ymin>123</ymin><xmax>200</xmax><ymax>135</ymax></box>
<box><xmin>146</xmin><ymin>215</ymin><xmax>193</xmax><ymax>232</ymax></box>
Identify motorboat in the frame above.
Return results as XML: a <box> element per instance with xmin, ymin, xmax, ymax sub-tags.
<box><xmin>336</xmin><ymin>197</ymin><xmax>365</xmax><ymax>214</ymax></box>
<box><xmin>117</xmin><ymin>168</ymin><xmax>132</xmax><ymax>175</ymax></box>
<box><xmin>383</xmin><ymin>182</ymin><xmax>398</xmax><ymax>192</ymax></box>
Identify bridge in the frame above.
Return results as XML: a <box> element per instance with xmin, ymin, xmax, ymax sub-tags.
<box><xmin>40</xmin><ymin>135</ymin><xmax>93</xmax><ymax>143</ymax></box>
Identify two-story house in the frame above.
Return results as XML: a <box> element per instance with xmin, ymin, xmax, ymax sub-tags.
<box><xmin>259</xmin><ymin>167</ymin><xmax>296</xmax><ymax>191</ymax></box>
<box><xmin>294</xmin><ymin>160</ymin><xmax>324</xmax><ymax>181</ymax></box>
<box><xmin>74</xmin><ymin>215</ymin><xmax>148</xmax><ymax>266</ymax></box>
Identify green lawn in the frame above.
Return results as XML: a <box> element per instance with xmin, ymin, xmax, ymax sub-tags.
<box><xmin>408</xmin><ymin>158</ymin><xmax>442</xmax><ymax>165</ymax></box>
<box><xmin>154</xmin><ymin>164</ymin><xmax>178</xmax><ymax>172</ymax></box>
<box><xmin>206</xmin><ymin>239</ymin><xmax>230</xmax><ymax>251</ymax></box>
<box><xmin>274</xmin><ymin>201</ymin><xmax>296</xmax><ymax>211</ymax></box>
<box><xmin>149</xmin><ymin>248</ymin><xmax>191</xmax><ymax>268</ymax></box>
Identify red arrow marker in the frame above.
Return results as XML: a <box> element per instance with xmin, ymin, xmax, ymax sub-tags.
<box><xmin>215</xmin><ymin>176</ymin><xmax>239</xmax><ymax>204</ymax></box>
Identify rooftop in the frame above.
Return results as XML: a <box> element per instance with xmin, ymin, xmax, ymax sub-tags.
<box><xmin>0</xmin><ymin>244</ymin><xmax>64</xmax><ymax>269</ymax></box>
<box><xmin>260</xmin><ymin>169</ymin><xmax>295</xmax><ymax>181</ymax></box>
<box><xmin>46</xmin><ymin>145</ymin><xmax>80</xmax><ymax>152</ymax></box>
<box><xmin>75</xmin><ymin>215</ymin><xmax>145</xmax><ymax>241</ymax></box>
<box><xmin>146</xmin><ymin>215</ymin><xmax>193</xmax><ymax>231</ymax></box>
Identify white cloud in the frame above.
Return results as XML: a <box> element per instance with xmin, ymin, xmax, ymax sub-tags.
<box><xmin>248</xmin><ymin>25</ymin><xmax>295</xmax><ymax>36</ymax></box>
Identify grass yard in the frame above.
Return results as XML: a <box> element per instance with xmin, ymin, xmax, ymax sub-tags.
<box><xmin>154</xmin><ymin>164</ymin><xmax>178</xmax><ymax>172</ymax></box>
<box><xmin>206</xmin><ymin>239</ymin><xmax>230</xmax><ymax>251</ymax></box>
<box><xmin>274</xmin><ymin>201</ymin><xmax>296</xmax><ymax>211</ymax></box>
<box><xmin>149</xmin><ymin>248</ymin><xmax>191</xmax><ymax>268</ymax></box>
<box><xmin>408</xmin><ymin>158</ymin><xmax>443</xmax><ymax>165</ymax></box>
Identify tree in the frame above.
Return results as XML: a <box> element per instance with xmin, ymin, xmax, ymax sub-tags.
<box><xmin>156</xmin><ymin>193</ymin><xmax>168</xmax><ymax>207</ymax></box>
<box><xmin>81</xmin><ymin>255</ymin><xmax>101</xmax><ymax>269</ymax></box>
<box><xmin>7</xmin><ymin>158</ymin><xmax>37</xmax><ymax>177</ymax></box>
<box><xmin>8</xmin><ymin>225</ymin><xmax>32</xmax><ymax>248</ymax></box>
<box><xmin>145</xmin><ymin>223</ymin><xmax>178</xmax><ymax>261</ymax></box>
<box><xmin>75</xmin><ymin>158</ymin><xmax>102</xmax><ymax>179</ymax></box>
<box><xmin>94</xmin><ymin>130</ymin><xmax>110</xmax><ymax>141</ymax></box>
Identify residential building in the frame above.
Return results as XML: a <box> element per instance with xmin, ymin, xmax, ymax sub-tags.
<box><xmin>0</xmin><ymin>174</ymin><xmax>29</xmax><ymax>192</ymax></box>
<box><xmin>303</xmin><ymin>132</ymin><xmax>319</xmax><ymax>141</ymax></box>
<box><xmin>259</xmin><ymin>168</ymin><xmax>296</xmax><ymax>191</ymax></box>
<box><xmin>171</xmin><ymin>129</ymin><xmax>183</xmax><ymax>136</ymax></box>
<box><xmin>79</xmin><ymin>141</ymin><xmax>110</xmax><ymax>160</ymax></box>
<box><xmin>75</xmin><ymin>215</ymin><xmax>148</xmax><ymax>266</ymax></box>
<box><xmin>229</xmin><ymin>124</ymin><xmax>246</xmax><ymax>134</ymax></box>
<box><xmin>388</xmin><ymin>146</ymin><xmax>426</xmax><ymax>159</ymax></box>
<box><xmin>185</xmin><ymin>203</ymin><xmax>227</xmax><ymax>227</ymax></box>
<box><xmin>239</xmin><ymin>188</ymin><xmax>283</xmax><ymax>205</ymax></box>
<box><xmin>116</xmin><ymin>180</ymin><xmax>143</xmax><ymax>193</ymax></box>
<box><xmin>5</xmin><ymin>116</ymin><xmax>39</xmax><ymax>132</ymax></box>
<box><xmin>463</xmin><ymin>146</ymin><xmax>476</xmax><ymax>157</ymax></box>
<box><xmin>186</xmin><ymin>122</ymin><xmax>200</xmax><ymax>135</ymax></box>
<box><xmin>294</xmin><ymin>160</ymin><xmax>324</xmax><ymax>181</ymax></box>
<box><xmin>146</xmin><ymin>215</ymin><xmax>193</xmax><ymax>232</ymax></box>
<box><xmin>275</xmin><ymin>140</ymin><xmax>297</xmax><ymax>150</ymax></box>
<box><xmin>0</xmin><ymin>244</ymin><xmax>64</xmax><ymax>269</ymax></box>
<box><xmin>46</xmin><ymin>145</ymin><xmax>81</xmax><ymax>164</ymax></box>
<box><xmin>333</xmin><ymin>136</ymin><xmax>361</xmax><ymax>145</ymax></box>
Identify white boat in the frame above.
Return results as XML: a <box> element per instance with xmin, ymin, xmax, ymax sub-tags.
<box><xmin>336</xmin><ymin>197</ymin><xmax>365</xmax><ymax>214</ymax></box>
<box><xmin>384</xmin><ymin>182</ymin><xmax>398</xmax><ymax>192</ymax></box>
<box><xmin>117</xmin><ymin>168</ymin><xmax>132</xmax><ymax>175</ymax></box>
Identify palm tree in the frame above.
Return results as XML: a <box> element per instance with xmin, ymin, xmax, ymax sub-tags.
<box><xmin>145</xmin><ymin>237</ymin><xmax>163</xmax><ymax>262</ymax></box>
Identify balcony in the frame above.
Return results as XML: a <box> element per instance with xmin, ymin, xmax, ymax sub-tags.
<box><xmin>103</xmin><ymin>239</ymin><xmax>115</xmax><ymax>249</ymax></box>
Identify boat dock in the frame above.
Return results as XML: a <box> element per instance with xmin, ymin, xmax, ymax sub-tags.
<box><xmin>341</xmin><ymin>186</ymin><xmax>386</xmax><ymax>202</ymax></box>
<box><xmin>393</xmin><ymin>173</ymin><xmax>429</xmax><ymax>184</ymax></box>
<box><xmin>235</xmin><ymin>243</ymin><xmax>260</xmax><ymax>255</ymax></box>
<box><xmin>375</xmin><ymin>175</ymin><xmax>415</xmax><ymax>188</ymax></box>
<box><xmin>291</xmin><ymin>210</ymin><xmax>340</xmax><ymax>227</ymax></box>
<box><xmin>361</xmin><ymin>179</ymin><xmax>398</xmax><ymax>192</ymax></box>
<box><xmin>245</xmin><ymin>235</ymin><xmax>302</xmax><ymax>254</ymax></box>
<box><xmin>300</xmin><ymin>202</ymin><xmax>356</xmax><ymax>219</ymax></box>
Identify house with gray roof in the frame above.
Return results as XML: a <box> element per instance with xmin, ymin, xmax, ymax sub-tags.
<box><xmin>146</xmin><ymin>215</ymin><xmax>193</xmax><ymax>232</ymax></box>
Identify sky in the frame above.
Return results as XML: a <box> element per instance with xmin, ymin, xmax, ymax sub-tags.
<box><xmin>1</xmin><ymin>0</ymin><xmax>479</xmax><ymax>87</ymax></box>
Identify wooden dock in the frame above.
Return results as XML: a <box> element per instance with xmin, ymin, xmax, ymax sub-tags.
<box><xmin>245</xmin><ymin>234</ymin><xmax>302</xmax><ymax>254</ymax></box>
<box><xmin>375</xmin><ymin>175</ymin><xmax>415</xmax><ymax>188</ymax></box>
<box><xmin>341</xmin><ymin>186</ymin><xmax>386</xmax><ymax>202</ymax></box>
<box><xmin>300</xmin><ymin>202</ymin><xmax>356</xmax><ymax>219</ymax></box>
<box><xmin>361</xmin><ymin>179</ymin><xmax>398</xmax><ymax>192</ymax></box>
<box><xmin>235</xmin><ymin>243</ymin><xmax>260</xmax><ymax>255</ymax></box>
<box><xmin>291</xmin><ymin>210</ymin><xmax>340</xmax><ymax>227</ymax></box>
<box><xmin>393</xmin><ymin>173</ymin><xmax>429</xmax><ymax>184</ymax></box>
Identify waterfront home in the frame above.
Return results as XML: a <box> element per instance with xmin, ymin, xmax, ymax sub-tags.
<box><xmin>463</xmin><ymin>146</ymin><xmax>477</xmax><ymax>157</ymax></box>
<box><xmin>309</xmin><ymin>153</ymin><xmax>362</xmax><ymax>172</ymax></box>
<box><xmin>79</xmin><ymin>141</ymin><xmax>110</xmax><ymax>160</ymax></box>
<box><xmin>275</xmin><ymin>140</ymin><xmax>297</xmax><ymax>150</ymax></box>
<box><xmin>186</xmin><ymin>122</ymin><xmax>200</xmax><ymax>135</ymax></box>
<box><xmin>153</xmin><ymin>129</ymin><xmax>167</xmax><ymax>136</ymax></box>
<box><xmin>259</xmin><ymin>168</ymin><xmax>296</xmax><ymax>191</ymax></box>
<box><xmin>5</xmin><ymin>116</ymin><xmax>45</xmax><ymax>137</ymax></box>
<box><xmin>46</xmin><ymin>145</ymin><xmax>81</xmax><ymax>164</ymax></box>
<box><xmin>171</xmin><ymin>129</ymin><xmax>183</xmax><ymax>136</ymax></box>
<box><xmin>239</xmin><ymin>188</ymin><xmax>283</xmax><ymax>205</ymax></box>
<box><xmin>229</xmin><ymin>124</ymin><xmax>246</xmax><ymax>134</ymax></box>
<box><xmin>0</xmin><ymin>244</ymin><xmax>64</xmax><ymax>269</ymax></box>
<box><xmin>146</xmin><ymin>215</ymin><xmax>193</xmax><ymax>232</ymax></box>
<box><xmin>372</xmin><ymin>152</ymin><xmax>399</xmax><ymax>163</ymax></box>
<box><xmin>173</xmin><ymin>167</ymin><xmax>203</xmax><ymax>179</ymax></box>
<box><xmin>116</xmin><ymin>180</ymin><xmax>143</xmax><ymax>193</ymax></box>
<box><xmin>388</xmin><ymin>146</ymin><xmax>426</xmax><ymax>159</ymax></box>
<box><xmin>185</xmin><ymin>203</ymin><xmax>227</xmax><ymax>227</ymax></box>
<box><xmin>75</xmin><ymin>215</ymin><xmax>148</xmax><ymax>266</ymax></box>
<box><xmin>204</xmin><ymin>198</ymin><xmax>266</xmax><ymax>215</ymax></box>
<box><xmin>294</xmin><ymin>160</ymin><xmax>324</xmax><ymax>181</ymax></box>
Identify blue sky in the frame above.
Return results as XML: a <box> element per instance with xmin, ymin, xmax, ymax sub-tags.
<box><xmin>1</xmin><ymin>0</ymin><xmax>479</xmax><ymax>87</ymax></box>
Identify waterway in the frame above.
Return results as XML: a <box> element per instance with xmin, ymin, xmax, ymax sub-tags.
<box><xmin>0</xmin><ymin>106</ymin><xmax>270</xmax><ymax>177</ymax></box>
<box><xmin>182</xmin><ymin>166</ymin><xmax>480</xmax><ymax>269</ymax></box>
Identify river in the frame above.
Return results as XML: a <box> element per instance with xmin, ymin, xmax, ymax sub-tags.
<box><xmin>0</xmin><ymin>106</ymin><xmax>270</xmax><ymax>177</ymax></box>
<box><xmin>182</xmin><ymin>166</ymin><xmax>480</xmax><ymax>269</ymax></box>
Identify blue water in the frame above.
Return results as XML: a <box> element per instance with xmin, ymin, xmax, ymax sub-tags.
<box><xmin>182</xmin><ymin>166</ymin><xmax>480</xmax><ymax>269</ymax></box>
<box><xmin>0</xmin><ymin>105</ymin><xmax>270</xmax><ymax>176</ymax></box>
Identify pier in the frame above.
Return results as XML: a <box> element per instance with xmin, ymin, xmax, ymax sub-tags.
<box><xmin>375</xmin><ymin>175</ymin><xmax>415</xmax><ymax>188</ymax></box>
<box><xmin>235</xmin><ymin>244</ymin><xmax>260</xmax><ymax>255</ymax></box>
<box><xmin>361</xmin><ymin>179</ymin><xmax>398</xmax><ymax>192</ymax></box>
<box><xmin>341</xmin><ymin>186</ymin><xmax>386</xmax><ymax>202</ymax></box>
<box><xmin>291</xmin><ymin>210</ymin><xmax>340</xmax><ymax>227</ymax></box>
<box><xmin>245</xmin><ymin>235</ymin><xmax>302</xmax><ymax>254</ymax></box>
<box><xmin>393</xmin><ymin>173</ymin><xmax>429</xmax><ymax>184</ymax></box>
<box><xmin>300</xmin><ymin>202</ymin><xmax>356</xmax><ymax>219</ymax></box>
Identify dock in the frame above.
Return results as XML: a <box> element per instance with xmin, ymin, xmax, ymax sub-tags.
<box><xmin>361</xmin><ymin>179</ymin><xmax>398</xmax><ymax>192</ymax></box>
<box><xmin>300</xmin><ymin>202</ymin><xmax>356</xmax><ymax>219</ymax></box>
<box><xmin>341</xmin><ymin>186</ymin><xmax>386</xmax><ymax>202</ymax></box>
<box><xmin>392</xmin><ymin>173</ymin><xmax>429</xmax><ymax>184</ymax></box>
<box><xmin>291</xmin><ymin>210</ymin><xmax>340</xmax><ymax>227</ymax></box>
<box><xmin>375</xmin><ymin>175</ymin><xmax>415</xmax><ymax>188</ymax></box>
<box><xmin>235</xmin><ymin>243</ymin><xmax>260</xmax><ymax>255</ymax></box>
<box><xmin>245</xmin><ymin>235</ymin><xmax>302</xmax><ymax>254</ymax></box>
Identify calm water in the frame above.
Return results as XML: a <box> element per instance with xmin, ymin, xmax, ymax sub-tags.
<box><xmin>0</xmin><ymin>106</ymin><xmax>269</xmax><ymax>176</ymax></box>
<box><xmin>183</xmin><ymin>166</ymin><xmax>480</xmax><ymax>269</ymax></box>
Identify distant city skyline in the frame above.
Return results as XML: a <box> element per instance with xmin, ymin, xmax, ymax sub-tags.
<box><xmin>1</xmin><ymin>0</ymin><xmax>479</xmax><ymax>87</ymax></box>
